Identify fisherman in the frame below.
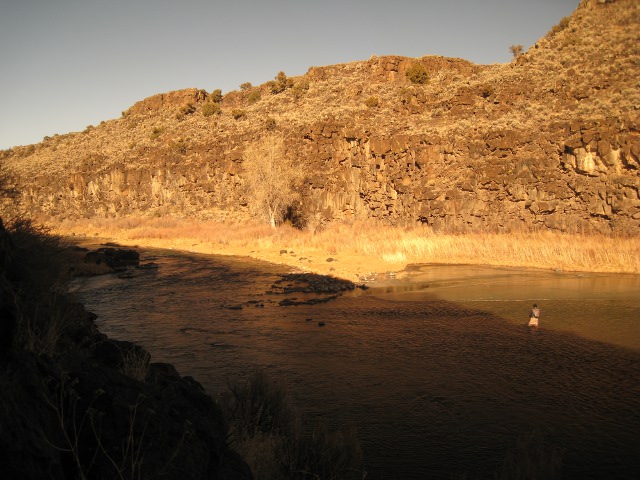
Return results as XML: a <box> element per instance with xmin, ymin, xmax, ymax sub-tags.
<box><xmin>528</xmin><ymin>303</ymin><xmax>540</xmax><ymax>327</ymax></box>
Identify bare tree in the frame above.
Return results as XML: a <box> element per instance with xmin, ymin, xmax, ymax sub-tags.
<box><xmin>242</xmin><ymin>135</ymin><xmax>303</xmax><ymax>228</ymax></box>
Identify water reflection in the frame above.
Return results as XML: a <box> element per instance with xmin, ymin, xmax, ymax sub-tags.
<box><xmin>73</xmin><ymin>250</ymin><xmax>640</xmax><ymax>479</ymax></box>
<box><xmin>362</xmin><ymin>264</ymin><xmax>640</xmax><ymax>351</ymax></box>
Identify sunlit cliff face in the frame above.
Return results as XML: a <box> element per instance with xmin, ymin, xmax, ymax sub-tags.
<box><xmin>2</xmin><ymin>1</ymin><xmax>639</xmax><ymax>237</ymax></box>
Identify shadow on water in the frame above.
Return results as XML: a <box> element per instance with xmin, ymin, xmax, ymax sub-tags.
<box><xmin>72</xmin><ymin>248</ymin><xmax>640</xmax><ymax>480</ymax></box>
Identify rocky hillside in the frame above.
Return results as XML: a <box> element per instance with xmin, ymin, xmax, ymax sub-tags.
<box><xmin>1</xmin><ymin>0</ymin><xmax>639</xmax><ymax>234</ymax></box>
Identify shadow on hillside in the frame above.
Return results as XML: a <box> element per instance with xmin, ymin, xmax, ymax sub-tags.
<box><xmin>0</xmin><ymin>168</ymin><xmax>20</xmax><ymax>207</ymax></box>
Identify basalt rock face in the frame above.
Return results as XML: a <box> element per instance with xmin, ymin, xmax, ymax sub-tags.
<box><xmin>1</xmin><ymin>0</ymin><xmax>639</xmax><ymax>234</ymax></box>
<box><xmin>294</xmin><ymin>115</ymin><xmax>640</xmax><ymax>233</ymax></box>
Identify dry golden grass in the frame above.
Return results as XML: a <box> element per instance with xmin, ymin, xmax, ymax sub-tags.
<box><xmin>355</xmin><ymin>228</ymin><xmax>640</xmax><ymax>273</ymax></box>
<box><xmin>51</xmin><ymin>217</ymin><xmax>640</xmax><ymax>280</ymax></box>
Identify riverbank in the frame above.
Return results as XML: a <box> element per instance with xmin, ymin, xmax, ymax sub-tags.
<box><xmin>0</xmin><ymin>219</ymin><xmax>252</xmax><ymax>479</ymax></box>
<box><xmin>50</xmin><ymin>217</ymin><xmax>640</xmax><ymax>281</ymax></box>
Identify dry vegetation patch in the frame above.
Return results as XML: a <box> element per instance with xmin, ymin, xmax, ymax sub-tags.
<box><xmin>51</xmin><ymin>217</ymin><xmax>640</xmax><ymax>279</ymax></box>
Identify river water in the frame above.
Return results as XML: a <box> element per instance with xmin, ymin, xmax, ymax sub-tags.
<box><xmin>72</xmin><ymin>248</ymin><xmax>640</xmax><ymax>479</ymax></box>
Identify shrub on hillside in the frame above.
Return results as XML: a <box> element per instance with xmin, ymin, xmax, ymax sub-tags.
<box><xmin>181</xmin><ymin>103</ymin><xmax>196</xmax><ymax>115</ymax></box>
<box><xmin>209</xmin><ymin>89</ymin><xmax>223</xmax><ymax>103</ymax></box>
<box><xmin>195</xmin><ymin>88</ymin><xmax>209</xmax><ymax>102</ymax></box>
<box><xmin>171</xmin><ymin>138</ymin><xmax>188</xmax><ymax>154</ymax></box>
<box><xmin>480</xmin><ymin>84</ymin><xmax>495</xmax><ymax>98</ymax></box>
<box><xmin>266</xmin><ymin>81</ymin><xmax>277</xmax><ymax>94</ymax></box>
<box><xmin>22</xmin><ymin>145</ymin><xmax>36</xmax><ymax>156</ymax></box>
<box><xmin>406</xmin><ymin>63</ymin><xmax>429</xmax><ymax>85</ymax></box>
<box><xmin>365</xmin><ymin>96</ymin><xmax>379</xmax><ymax>108</ymax></box>
<box><xmin>546</xmin><ymin>16</ymin><xmax>570</xmax><ymax>39</ymax></box>
<box><xmin>150</xmin><ymin>127</ymin><xmax>165</xmax><ymax>140</ymax></box>
<box><xmin>240</xmin><ymin>82</ymin><xmax>253</xmax><ymax>91</ymax></box>
<box><xmin>247</xmin><ymin>90</ymin><xmax>261</xmax><ymax>105</ymax></box>
<box><xmin>268</xmin><ymin>71</ymin><xmax>294</xmax><ymax>94</ymax></box>
<box><xmin>176</xmin><ymin>103</ymin><xmax>196</xmax><ymax>120</ymax></box>
<box><xmin>202</xmin><ymin>102</ymin><xmax>221</xmax><ymax>117</ymax></box>
<box><xmin>265</xmin><ymin>117</ymin><xmax>277</xmax><ymax>131</ymax></box>
<box><xmin>510</xmin><ymin>44</ymin><xmax>524</xmax><ymax>58</ymax></box>
<box><xmin>232</xmin><ymin>109</ymin><xmax>247</xmax><ymax>120</ymax></box>
<box><xmin>292</xmin><ymin>80</ymin><xmax>310</xmax><ymax>100</ymax></box>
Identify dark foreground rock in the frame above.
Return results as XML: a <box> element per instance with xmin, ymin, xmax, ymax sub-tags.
<box><xmin>267</xmin><ymin>272</ymin><xmax>366</xmax><ymax>306</ymax></box>
<box><xmin>264</xmin><ymin>273</ymin><xmax>367</xmax><ymax>306</ymax></box>
<box><xmin>0</xmin><ymin>221</ymin><xmax>252</xmax><ymax>480</ymax></box>
<box><xmin>85</xmin><ymin>246</ymin><xmax>141</xmax><ymax>269</ymax></box>
<box><xmin>270</xmin><ymin>272</ymin><xmax>361</xmax><ymax>294</ymax></box>
<box><xmin>0</xmin><ymin>306</ymin><xmax>252</xmax><ymax>480</ymax></box>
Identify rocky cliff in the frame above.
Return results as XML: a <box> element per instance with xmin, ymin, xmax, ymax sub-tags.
<box><xmin>1</xmin><ymin>0</ymin><xmax>639</xmax><ymax>234</ymax></box>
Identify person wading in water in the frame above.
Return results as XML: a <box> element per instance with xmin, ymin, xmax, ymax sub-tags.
<box><xmin>528</xmin><ymin>303</ymin><xmax>540</xmax><ymax>327</ymax></box>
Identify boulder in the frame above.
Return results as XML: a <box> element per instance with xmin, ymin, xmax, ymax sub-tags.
<box><xmin>84</xmin><ymin>247</ymin><xmax>140</xmax><ymax>270</ymax></box>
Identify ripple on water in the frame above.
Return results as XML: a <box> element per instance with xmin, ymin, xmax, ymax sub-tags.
<box><xmin>75</xmin><ymin>250</ymin><xmax>640</xmax><ymax>480</ymax></box>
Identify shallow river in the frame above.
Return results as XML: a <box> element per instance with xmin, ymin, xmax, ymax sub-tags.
<box><xmin>73</xmin><ymin>248</ymin><xmax>640</xmax><ymax>479</ymax></box>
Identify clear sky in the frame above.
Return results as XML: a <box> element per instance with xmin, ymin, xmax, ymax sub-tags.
<box><xmin>0</xmin><ymin>0</ymin><xmax>579</xmax><ymax>150</ymax></box>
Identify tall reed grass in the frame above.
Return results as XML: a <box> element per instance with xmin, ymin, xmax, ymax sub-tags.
<box><xmin>4</xmin><ymin>218</ymin><xmax>75</xmax><ymax>355</ymax></box>
<box><xmin>52</xmin><ymin>217</ymin><xmax>640</xmax><ymax>275</ymax></box>
<box><xmin>220</xmin><ymin>369</ymin><xmax>364</xmax><ymax>480</ymax></box>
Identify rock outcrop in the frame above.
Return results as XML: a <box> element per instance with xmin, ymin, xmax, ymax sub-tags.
<box><xmin>83</xmin><ymin>246</ymin><xmax>140</xmax><ymax>269</ymax></box>
<box><xmin>1</xmin><ymin>0</ymin><xmax>638</xmax><ymax>234</ymax></box>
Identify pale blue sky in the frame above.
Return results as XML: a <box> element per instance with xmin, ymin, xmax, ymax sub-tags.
<box><xmin>0</xmin><ymin>0</ymin><xmax>578</xmax><ymax>149</ymax></box>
